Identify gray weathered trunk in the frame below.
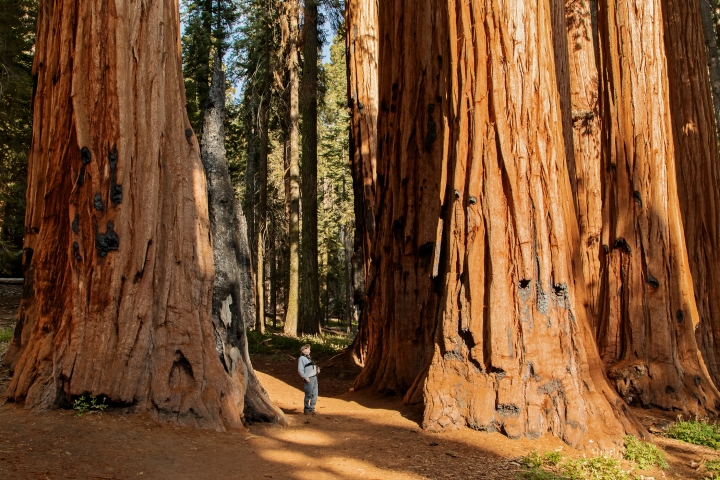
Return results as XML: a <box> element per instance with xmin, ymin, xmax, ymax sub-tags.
<box><xmin>200</xmin><ymin>57</ymin><xmax>284</xmax><ymax>423</ymax></box>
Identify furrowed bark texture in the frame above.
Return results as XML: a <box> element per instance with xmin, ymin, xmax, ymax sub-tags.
<box><xmin>563</xmin><ymin>0</ymin><xmax>603</xmax><ymax>326</ymax></box>
<box><xmin>662</xmin><ymin>0</ymin><xmax>720</xmax><ymax>392</ymax></box>
<box><xmin>7</xmin><ymin>0</ymin><xmax>246</xmax><ymax>428</ymax></box>
<box><xmin>425</xmin><ymin>0</ymin><xmax>641</xmax><ymax>448</ymax></box>
<box><xmin>345</xmin><ymin>0</ymin><xmax>378</xmax><ymax>364</ymax></box>
<box><xmin>200</xmin><ymin>58</ymin><xmax>284</xmax><ymax>423</ymax></box>
<box><xmin>596</xmin><ymin>0</ymin><xmax>720</xmax><ymax>413</ymax></box>
<box><xmin>299</xmin><ymin>0</ymin><xmax>321</xmax><ymax>335</ymax></box>
<box><xmin>283</xmin><ymin>0</ymin><xmax>300</xmax><ymax>336</ymax></box>
<box><xmin>350</xmin><ymin>0</ymin><xmax>644</xmax><ymax>448</ymax></box>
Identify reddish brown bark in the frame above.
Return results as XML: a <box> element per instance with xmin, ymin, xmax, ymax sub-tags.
<box><xmin>662</xmin><ymin>0</ymin><xmax>720</xmax><ymax>391</ymax></box>
<box><xmin>6</xmin><ymin>0</ymin><xmax>248</xmax><ymax>428</ymax></box>
<box><xmin>345</xmin><ymin>0</ymin><xmax>378</xmax><ymax>362</ymax></box>
<box><xmin>349</xmin><ymin>0</ymin><xmax>642</xmax><ymax>448</ymax></box>
<box><xmin>595</xmin><ymin>0</ymin><xmax>720</xmax><ymax>413</ymax></box>
<box><xmin>562</xmin><ymin>0</ymin><xmax>604</xmax><ymax>327</ymax></box>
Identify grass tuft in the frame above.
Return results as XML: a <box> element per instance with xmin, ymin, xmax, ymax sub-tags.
<box><xmin>0</xmin><ymin>325</ymin><xmax>13</xmax><ymax>343</ymax></box>
<box><xmin>623</xmin><ymin>435</ymin><xmax>668</xmax><ymax>469</ymax></box>
<box><xmin>668</xmin><ymin>419</ymin><xmax>720</xmax><ymax>450</ymax></box>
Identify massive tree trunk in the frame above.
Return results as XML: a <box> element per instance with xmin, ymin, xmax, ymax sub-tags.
<box><xmin>594</xmin><ymin>0</ymin><xmax>720</xmax><ymax>414</ymax></box>
<box><xmin>298</xmin><ymin>0</ymin><xmax>321</xmax><ymax>335</ymax></box>
<box><xmin>201</xmin><ymin>56</ymin><xmax>284</xmax><ymax>423</ymax></box>
<box><xmin>283</xmin><ymin>0</ymin><xmax>300</xmax><ymax>336</ymax></box>
<box><xmin>349</xmin><ymin>0</ymin><xmax>644</xmax><ymax>449</ymax></box>
<box><xmin>5</xmin><ymin>0</ymin><xmax>255</xmax><ymax>428</ymax></box>
<box><xmin>662</xmin><ymin>0</ymin><xmax>720</xmax><ymax>392</ymax></box>
<box><xmin>345</xmin><ymin>0</ymin><xmax>378</xmax><ymax>363</ymax></box>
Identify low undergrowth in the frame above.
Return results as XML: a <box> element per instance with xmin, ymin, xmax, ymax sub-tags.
<box><xmin>706</xmin><ymin>459</ymin><xmax>720</xmax><ymax>480</ymax></box>
<box><xmin>667</xmin><ymin>418</ymin><xmax>720</xmax><ymax>450</ymax></box>
<box><xmin>622</xmin><ymin>435</ymin><xmax>668</xmax><ymax>469</ymax></box>
<box><xmin>519</xmin><ymin>436</ymin><xmax>667</xmax><ymax>480</ymax></box>
<box><xmin>247</xmin><ymin>330</ymin><xmax>353</xmax><ymax>358</ymax></box>
<box><xmin>0</xmin><ymin>325</ymin><xmax>13</xmax><ymax>343</ymax></box>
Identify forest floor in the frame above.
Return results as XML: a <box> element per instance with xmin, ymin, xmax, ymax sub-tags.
<box><xmin>0</xmin><ymin>283</ymin><xmax>719</xmax><ymax>479</ymax></box>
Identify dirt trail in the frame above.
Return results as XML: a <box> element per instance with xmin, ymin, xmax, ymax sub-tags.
<box><xmin>0</xmin><ymin>284</ymin><xmax>716</xmax><ymax>479</ymax></box>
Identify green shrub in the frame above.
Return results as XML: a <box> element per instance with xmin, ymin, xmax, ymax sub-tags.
<box><xmin>73</xmin><ymin>395</ymin><xmax>108</xmax><ymax>417</ymax></box>
<box><xmin>519</xmin><ymin>451</ymin><xmax>635</xmax><ymax>480</ymax></box>
<box><xmin>706</xmin><ymin>459</ymin><xmax>720</xmax><ymax>480</ymax></box>
<box><xmin>668</xmin><ymin>419</ymin><xmax>720</xmax><ymax>449</ymax></box>
<box><xmin>246</xmin><ymin>330</ymin><xmax>353</xmax><ymax>358</ymax></box>
<box><xmin>0</xmin><ymin>325</ymin><xmax>13</xmax><ymax>343</ymax></box>
<box><xmin>623</xmin><ymin>435</ymin><xmax>668</xmax><ymax>469</ymax></box>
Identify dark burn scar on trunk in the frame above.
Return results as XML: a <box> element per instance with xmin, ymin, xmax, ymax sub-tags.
<box><xmin>425</xmin><ymin>103</ymin><xmax>437</xmax><ymax>151</ymax></box>
<box><xmin>646</xmin><ymin>274</ymin><xmax>660</xmax><ymax>289</ymax></box>
<box><xmin>109</xmin><ymin>145</ymin><xmax>122</xmax><ymax>205</ymax></box>
<box><xmin>78</xmin><ymin>146</ymin><xmax>92</xmax><ymax>186</ymax></box>
<box><xmin>613</xmin><ymin>237</ymin><xmax>632</xmax><ymax>254</ymax></box>
<box><xmin>94</xmin><ymin>193</ymin><xmax>104</xmax><ymax>211</ymax></box>
<box><xmin>677</xmin><ymin>309</ymin><xmax>684</xmax><ymax>324</ymax></box>
<box><xmin>81</xmin><ymin>147</ymin><xmax>92</xmax><ymax>165</ymax></box>
<box><xmin>95</xmin><ymin>221</ymin><xmax>119</xmax><ymax>257</ymax></box>
<box><xmin>71</xmin><ymin>214</ymin><xmax>79</xmax><ymax>233</ymax></box>
<box><xmin>72</xmin><ymin>242</ymin><xmax>82</xmax><ymax>261</ymax></box>
<box><xmin>185</xmin><ymin>128</ymin><xmax>194</xmax><ymax>145</ymax></box>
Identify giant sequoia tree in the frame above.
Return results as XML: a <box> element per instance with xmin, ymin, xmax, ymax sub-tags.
<box><xmin>349</xmin><ymin>0</ymin><xmax>643</xmax><ymax>448</ymax></box>
<box><xmin>4</xmin><ymin>0</ymin><xmax>276</xmax><ymax>427</ymax></box>
<box><xmin>347</xmin><ymin>0</ymin><xmax>720</xmax><ymax>449</ymax></box>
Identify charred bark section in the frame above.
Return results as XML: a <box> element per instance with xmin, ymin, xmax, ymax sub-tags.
<box><xmin>595</xmin><ymin>0</ymin><xmax>720</xmax><ymax>414</ymax></box>
<box><xmin>201</xmin><ymin>57</ymin><xmax>284</xmax><ymax>424</ymax></box>
<box><xmin>6</xmin><ymin>0</ymin><xmax>253</xmax><ymax>429</ymax></box>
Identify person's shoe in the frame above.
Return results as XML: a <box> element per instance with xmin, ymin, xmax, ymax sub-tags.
<box><xmin>304</xmin><ymin>410</ymin><xmax>312</xmax><ymax>415</ymax></box>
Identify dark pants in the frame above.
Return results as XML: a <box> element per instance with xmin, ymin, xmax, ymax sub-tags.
<box><xmin>303</xmin><ymin>376</ymin><xmax>318</xmax><ymax>413</ymax></box>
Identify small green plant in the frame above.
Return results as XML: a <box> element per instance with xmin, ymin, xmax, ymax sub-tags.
<box><xmin>246</xmin><ymin>330</ymin><xmax>353</xmax><ymax>358</ymax></box>
<box><xmin>519</xmin><ymin>450</ymin><xmax>634</xmax><ymax>480</ymax></box>
<box><xmin>0</xmin><ymin>325</ymin><xmax>13</xmax><ymax>343</ymax></box>
<box><xmin>73</xmin><ymin>395</ymin><xmax>108</xmax><ymax>417</ymax></box>
<box><xmin>668</xmin><ymin>419</ymin><xmax>720</xmax><ymax>449</ymax></box>
<box><xmin>623</xmin><ymin>435</ymin><xmax>668</xmax><ymax>469</ymax></box>
<box><xmin>706</xmin><ymin>459</ymin><xmax>720</xmax><ymax>480</ymax></box>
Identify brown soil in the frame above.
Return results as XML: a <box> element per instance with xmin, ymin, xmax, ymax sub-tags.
<box><xmin>0</xmin><ymin>284</ymin><xmax>717</xmax><ymax>479</ymax></box>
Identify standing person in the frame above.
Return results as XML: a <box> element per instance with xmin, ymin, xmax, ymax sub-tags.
<box><xmin>298</xmin><ymin>344</ymin><xmax>320</xmax><ymax>414</ymax></box>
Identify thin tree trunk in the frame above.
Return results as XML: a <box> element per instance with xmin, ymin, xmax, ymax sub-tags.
<box><xmin>699</xmin><ymin>0</ymin><xmax>720</xmax><ymax>133</ymax></box>
<box><xmin>201</xmin><ymin>56</ymin><xmax>284</xmax><ymax>423</ymax></box>
<box><xmin>594</xmin><ymin>0</ymin><xmax>720</xmax><ymax>414</ymax></box>
<box><xmin>245</xmin><ymin>107</ymin><xmax>258</xmax><ymax>271</ymax></box>
<box><xmin>343</xmin><ymin>223</ymin><xmax>353</xmax><ymax>334</ymax></box>
<box><xmin>6</xmin><ymin>0</ymin><xmax>266</xmax><ymax>428</ymax></box>
<box><xmin>283</xmin><ymin>0</ymin><xmax>300</xmax><ymax>336</ymax></box>
<box><xmin>299</xmin><ymin>0</ymin><xmax>321</xmax><ymax>335</ymax></box>
<box><xmin>270</xmin><ymin>214</ymin><xmax>277</xmax><ymax>329</ymax></box>
<box><xmin>256</xmin><ymin>36</ymin><xmax>271</xmax><ymax>334</ymax></box>
<box><xmin>662</xmin><ymin>0</ymin><xmax>720</xmax><ymax>394</ymax></box>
